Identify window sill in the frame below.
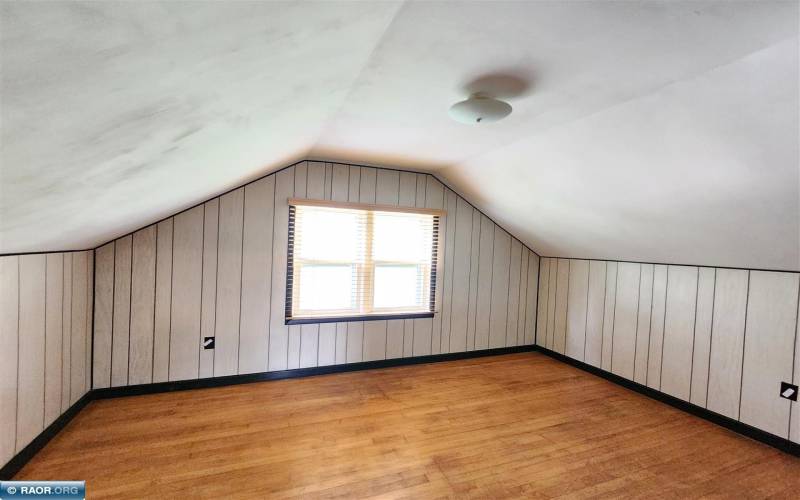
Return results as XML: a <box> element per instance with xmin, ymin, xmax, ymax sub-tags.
<box><xmin>286</xmin><ymin>312</ymin><xmax>434</xmax><ymax>325</ymax></box>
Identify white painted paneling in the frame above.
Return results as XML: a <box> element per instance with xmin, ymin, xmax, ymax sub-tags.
<box><xmin>345</xmin><ymin>166</ymin><xmax>364</xmax><ymax>361</ymax></box>
<box><xmin>269</xmin><ymin>167</ymin><xmax>294</xmax><ymax>371</ymax></box>
<box><xmin>44</xmin><ymin>253</ymin><xmax>63</xmax><ymax>425</ymax></box>
<box><xmin>517</xmin><ymin>249</ymin><xmax>529</xmax><ymax>345</ymax></box>
<box><xmin>426</xmin><ymin>176</ymin><xmax>445</xmax><ymax>354</ymax></box>
<box><xmin>17</xmin><ymin>254</ymin><xmax>46</xmax><ymax>451</ymax></box>
<box><xmin>439</xmin><ymin>189</ymin><xmax>457</xmax><ymax>352</ymax></box>
<box><xmin>239</xmin><ymin>177</ymin><xmax>275</xmax><ymax>374</ymax></box>
<box><xmin>0</xmin><ymin>256</ymin><xmax>19</xmax><ymax>466</ymax></box>
<box><xmin>385</xmin><ymin>320</ymin><xmax>404</xmax><ymax>359</ymax></box>
<box><xmin>506</xmin><ymin>240</ymin><xmax>521</xmax><ymax>348</ymax></box>
<box><xmin>363</xmin><ymin>321</ymin><xmax>386</xmax><ymax>361</ymax></box>
<box><xmin>336</xmin><ymin>323</ymin><xmax>348</xmax><ymax>364</ymax></box>
<box><xmin>739</xmin><ymin>271</ymin><xmax>799</xmax><ymax>438</ymax></box>
<box><xmin>565</xmin><ymin>259</ymin><xmax>589</xmax><ymax>360</ymax></box>
<box><xmin>536</xmin><ymin>258</ymin><xmax>550</xmax><ymax>347</ymax></box>
<box><xmin>466</xmin><ymin>210</ymin><xmax>481</xmax><ymax>350</ymax></box>
<box><xmin>584</xmin><ymin>260</ymin><xmax>606</xmax><ymax>367</ymax></box>
<box><xmin>523</xmin><ymin>252</ymin><xmax>538</xmax><ymax>345</ymax></box>
<box><xmin>129</xmin><ymin>227</ymin><xmax>156</xmax><ymax>385</ymax></box>
<box><xmin>92</xmin><ymin>244</ymin><xmax>113</xmax><ymax>388</ymax></box>
<box><xmin>199</xmin><ymin>200</ymin><xmax>219</xmax><ymax>379</ymax></box>
<box><xmin>288</xmin><ymin>163</ymin><xmax>307</xmax><ymax>369</ymax></box>
<box><xmin>330</xmin><ymin>164</ymin><xmax>350</xmax><ymax>364</ymax></box>
<box><xmin>690</xmin><ymin>267</ymin><xmax>716</xmax><ymax>407</ymax></box>
<box><xmin>299</xmin><ymin>324</ymin><xmax>320</xmax><ymax>367</ymax></box>
<box><xmin>214</xmin><ymin>189</ymin><xmax>244</xmax><ymax>377</ymax></box>
<box><xmin>553</xmin><ymin>259</ymin><xmax>570</xmax><ymax>354</ymax></box>
<box><xmin>707</xmin><ymin>269</ymin><xmax>749</xmax><ymax>419</ymax></box>
<box><xmin>152</xmin><ymin>219</ymin><xmax>173</xmax><ymax>383</ymax></box>
<box><xmin>84</xmin><ymin>251</ymin><xmax>93</xmax><ymax>394</ymax></box>
<box><xmin>489</xmin><ymin>228</ymin><xmax>511</xmax><ymax>348</ymax></box>
<box><xmin>546</xmin><ymin>257</ymin><xmax>558</xmax><ymax>350</ymax></box>
<box><xmin>661</xmin><ymin>266</ymin><xmax>698</xmax><ymax>400</ymax></box>
<box><xmin>70</xmin><ymin>252</ymin><xmax>87</xmax><ymax>404</ymax></box>
<box><xmin>169</xmin><ymin>206</ymin><xmax>204</xmax><ymax>381</ymax></box>
<box><xmin>646</xmin><ymin>265</ymin><xmax>668</xmax><ymax>389</ymax></box>
<box><xmin>611</xmin><ymin>262</ymin><xmax>639</xmax><ymax>379</ymax></box>
<box><xmin>318</xmin><ymin>323</ymin><xmax>337</xmax><ymax>366</ymax></box>
<box><xmin>111</xmin><ymin>236</ymin><xmax>131</xmax><ymax>387</ymax></box>
<box><xmin>633</xmin><ymin>264</ymin><xmax>653</xmax><ymax>384</ymax></box>
<box><xmin>61</xmin><ymin>253</ymin><xmax>71</xmax><ymax>412</ymax></box>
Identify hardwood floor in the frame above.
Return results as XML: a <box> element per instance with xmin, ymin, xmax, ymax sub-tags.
<box><xmin>16</xmin><ymin>353</ymin><xmax>800</xmax><ymax>498</ymax></box>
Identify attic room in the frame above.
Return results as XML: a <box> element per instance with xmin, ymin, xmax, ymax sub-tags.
<box><xmin>1</xmin><ymin>0</ymin><xmax>798</xmax><ymax>498</ymax></box>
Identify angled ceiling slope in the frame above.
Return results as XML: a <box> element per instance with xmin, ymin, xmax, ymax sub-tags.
<box><xmin>2</xmin><ymin>1</ymin><xmax>798</xmax><ymax>271</ymax></box>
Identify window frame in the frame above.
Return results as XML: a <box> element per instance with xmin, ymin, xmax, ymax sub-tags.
<box><xmin>285</xmin><ymin>198</ymin><xmax>444</xmax><ymax>325</ymax></box>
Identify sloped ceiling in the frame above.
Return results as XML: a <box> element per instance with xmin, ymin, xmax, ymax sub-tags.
<box><xmin>2</xmin><ymin>1</ymin><xmax>798</xmax><ymax>271</ymax></box>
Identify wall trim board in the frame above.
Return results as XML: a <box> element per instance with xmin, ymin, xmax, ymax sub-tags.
<box><xmin>534</xmin><ymin>346</ymin><xmax>800</xmax><ymax>457</ymax></box>
<box><xmin>0</xmin><ymin>392</ymin><xmax>92</xmax><ymax>480</ymax></box>
<box><xmin>0</xmin><ymin>345</ymin><xmax>534</xmax><ymax>479</ymax></box>
<box><xmin>539</xmin><ymin>256</ymin><xmax>799</xmax><ymax>276</ymax></box>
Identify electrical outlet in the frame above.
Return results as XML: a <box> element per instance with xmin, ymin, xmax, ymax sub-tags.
<box><xmin>203</xmin><ymin>337</ymin><xmax>215</xmax><ymax>350</ymax></box>
<box><xmin>780</xmin><ymin>382</ymin><xmax>797</xmax><ymax>401</ymax></box>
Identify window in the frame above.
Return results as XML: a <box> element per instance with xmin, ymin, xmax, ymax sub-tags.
<box><xmin>285</xmin><ymin>198</ymin><xmax>442</xmax><ymax>324</ymax></box>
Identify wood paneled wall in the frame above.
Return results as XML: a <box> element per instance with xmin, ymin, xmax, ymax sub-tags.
<box><xmin>0</xmin><ymin>251</ymin><xmax>94</xmax><ymax>468</ymax></box>
<box><xmin>92</xmin><ymin>161</ymin><xmax>540</xmax><ymax>388</ymax></box>
<box><xmin>536</xmin><ymin>257</ymin><xmax>800</xmax><ymax>442</ymax></box>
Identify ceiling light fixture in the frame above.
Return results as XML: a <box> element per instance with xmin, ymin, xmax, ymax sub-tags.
<box><xmin>448</xmin><ymin>93</ymin><xmax>512</xmax><ymax>124</ymax></box>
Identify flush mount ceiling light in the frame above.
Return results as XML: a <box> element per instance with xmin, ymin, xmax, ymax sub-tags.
<box><xmin>448</xmin><ymin>93</ymin><xmax>512</xmax><ymax>124</ymax></box>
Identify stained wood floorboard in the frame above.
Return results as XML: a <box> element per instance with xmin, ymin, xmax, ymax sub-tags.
<box><xmin>16</xmin><ymin>353</ymin><xmax>800</xmax><ymax>498</ymax></box>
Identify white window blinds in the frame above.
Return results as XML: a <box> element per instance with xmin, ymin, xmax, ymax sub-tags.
<box><xmin>286</xmin><ymin>199</ymin><xmax>442</xmax><ymax>323</ymax></box>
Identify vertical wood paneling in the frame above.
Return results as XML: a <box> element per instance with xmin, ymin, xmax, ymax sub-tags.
<box><xmin>566</xmin><ymin>259</ymin><xmax>589</xmax><ymax>360</ymax></box>
<box><xmin>70</xmin><ymin>252</ymin><xmax>87</xmax><ymax>405</ymax></box>
<box><xmin>739</xmin><ymin>271</ymin><xmax>799</xmax><ymax>438</ymax></box>
<box><xmin>199</xmin><ymin>200</ymin><xmax>219</xmax><ymax>379</ymax></box>
<box><xmin>412</xmin><ymin>174</ymin><xmax>434</xmax><ymax>356</ymax></box>
<box><xmin>128</xmin><ymin>227</ymin><xmax>156</xmax><ymax>385</ymax></box>
<box><xmin>584</xmin><ymin>260</ymin><xmax>606</xmax><ymax>367</ymax></box>
<box><xmin>17</xmin><ymin>254</ymin><xmax>46</xmax><ymax>451</ymax></box>
<box><xmin>690</xmin><ymin>267</ymin><xmax>716</xmax><ymax>407</ymax></box>
<box><xmin>474</xmin><ymin>215</ymin><xmax>494</xmax><ymax>350</ymax></box>
<box><xmin>345</xmin><ymin>166</ymin><xmax>365</xmax><ymax>361</ymax></box>
<box><xmin>385</xmin><ymin>321</ymin><xmax>404</xmax><ymax>359</ymax></box>
<box><xmin>536</xmin><ymin>258</ymin><xmax>550</xmax><ymax>346</ymax></box>
<box><xmin>92</xmin><ymin>244</ymin><xmax>113</xmax><ymax>388</ymax></box>
<box><xmin>707</xmin><ymin>269</ymin><xmax>749</xmax><ymax>419</ymax></box>
<box><xmin>111</xmin><ymin>236</ymin><xmax>131</xmax><ymax>387</ymax></box>
<box><xmin>61</xmin><ymin>253</ymin><xmax>71</xmax><ymax>412</ymax></box>
<box><xmin>269</xmin><ymin>167</ymin><xmax>294</xmax><ymax>371</ymax></box>
<box><xmin>426</xmin><ymin>176</ymin><xmax>445</xmax><ymax>355</ymax></box>
<box><xmin>633</xmin><ymin>264</ymin><xmax>654</xmax><ymax>385</ymax></box>
<box><xmin>660</xmin><ymin>266</ymin><xmax>698</xmax><ymax>400</ymax></box>
<box><xmin>439</xmin><ymin>189</ymin><xmax>457</xmax><ymax>353</ymax></box>
<box><xmin>553</xmin><ymin>259</ymin><xmax>570</xmax><ymax>354</ymax></box>
<box><xmin>611</xmin><ymin>262</ymin><xmax>640</xmax><ymax>379</ymax></box>
<box><xmin>647</xmin><ymin>265</ymin><xmax>668</xmax><ymax>389</ymax></box>
<box><xmin>44</xmin><ymin>254</ymin><xmax>63</xmax><ymax>425</ymax></box>
<box><xmin>516</xmin><ymin>249</ymin><xmax>529</xmax><ymax>345</ymax></box>
<box><xmin>317</xmin><ymin>164</ymin><xmax>338</xmax><ymax>366</ymax></box>
<box><xmin>214</xmin><ymin>189</ymin><xmax>244</xmax><ymax>377</ymax></box>
<box><xmin>152</xmin><ymin>219</ymin><xmax>173</xmax><ymax>383</ymax></box>
<box><xmin>169</xmin><ymin>206</ymin><xmax>204</xmax><ymax>381</ymax></box>
<box><xmin>489</xmin><ymin>228</ymin><xmax>510</xmax><ymax>349</ymax></box>
<box><xmin>0</xmin><ymin>256</ymin><xmax>19</xmax><ymax>465</ymax></box>
<box><xmin>523</xmin><ymin>253</ymin><xmax>538</xmax><ymax>345</ymax></box>
<box><xmin>300</xmin><ymin>159</ymin><xmax>321</xmax><ymax>362</ymax></box>
<box><xmin>506</xmin><ymin>240</ymin><xmax>522</xmax><ymax>348</ymax></box>
<box><xmin>546</xmin><ymin>258</ymin><xmax>558</xmax><ymax>350</ymax></box>
<box><xmin>288</xmin><ymin>163</ymin><xmax>307</xmax><ymax>369</ymax></box>
<box><xmin>331</xmin><ymin>164</ymin><xmax>350</xmax><ymax>365</ymax></box>
<box><xmin>466</xmin><ymin>210</ymin><xmax>481</xmax><ymax>351</ymax></box>
<box><xmin>239</xmin><ymin>177</ymin><xmax>275</xmax><ymax>374</ymax></box>
<box><xmin>85</xmin><ymin>251</ymin><xmax>93</xmax><ymax>394</ymax></box>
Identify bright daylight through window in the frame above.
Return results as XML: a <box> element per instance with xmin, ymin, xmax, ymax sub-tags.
<box><xmin>285</xmin><ymin>199</ymin><xmax>442</xmax><ymax>323</ymax></box>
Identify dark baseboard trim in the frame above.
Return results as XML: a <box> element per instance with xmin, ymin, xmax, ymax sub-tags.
<box><xmin>0</xmin><ymin>392</ymin><xmax>93</xmax><ymax>479</ymax></box>
<box><xmin>533</xmin><ymin>345</ymin><xmax>800</xmax><ymax>457</ymax></box>
<box><xmin>1</xmin><ymin>345</ymin><xmax>535</xmax><ymax>478</ymax></box>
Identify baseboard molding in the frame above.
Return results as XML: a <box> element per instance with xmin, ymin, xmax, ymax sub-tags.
<box><xmin>0</xmin><ymin>392</ymin><xmax>93</xmax><ymax>479</ymax></box>
<box><xmin>1</xmin><ymin>345</ymin><xmax>535</xmax><ymax>479</ymax></box>
<box><xmin>533</xmin><ymin>345</ymin><xmax>800</xmax><ymax>457</ymax></box>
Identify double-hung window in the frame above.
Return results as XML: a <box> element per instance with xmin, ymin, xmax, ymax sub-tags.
<box><xmin>285</xmin><ymin>198</ymin><xmax>442</xmax><ymax>324</ymax></box>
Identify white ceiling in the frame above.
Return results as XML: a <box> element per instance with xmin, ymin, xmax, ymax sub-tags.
<box><xmin>2</xmin><ymin>1</ymin><xmax>798</xmax><ymax>270</ymax></box>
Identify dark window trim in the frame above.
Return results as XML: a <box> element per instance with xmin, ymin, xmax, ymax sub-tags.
<box><xmin>286</xmin><ymin>312</ymin><xmax>433</xmax><ymax>325</ymax></box>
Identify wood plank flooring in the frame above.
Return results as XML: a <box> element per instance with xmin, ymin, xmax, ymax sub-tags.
<box><xmin>16</xmin><ymin>353</ymin><xmax>800</xmax><ymax>498</ymax></box>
